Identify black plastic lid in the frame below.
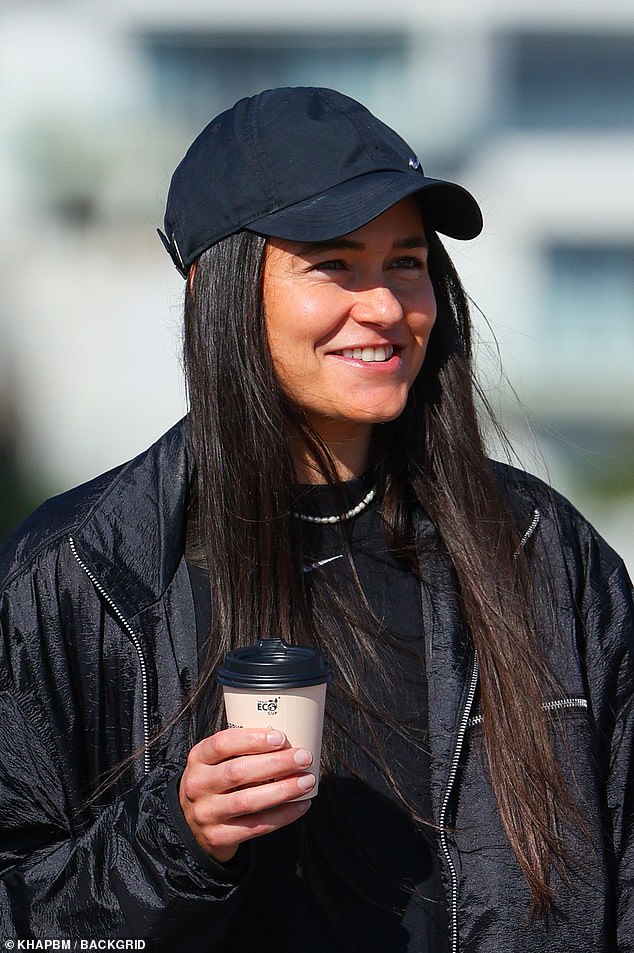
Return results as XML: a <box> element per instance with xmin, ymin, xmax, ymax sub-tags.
<box><xmin>217</xmin><ymin>638</ymin><xmax>332</xmax><ymax>690</ymax></box>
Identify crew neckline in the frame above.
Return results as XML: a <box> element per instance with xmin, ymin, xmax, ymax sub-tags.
<box><xmin>292</xmin><ymin>474</ymin><xmax>375</xmax><ymax>522</ymax></box>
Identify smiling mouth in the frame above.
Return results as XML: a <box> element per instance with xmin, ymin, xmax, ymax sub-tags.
<box><xmin>334</xmin><ymin>344</ymin><xmax>395</xmax><ymax>363</ymax></box>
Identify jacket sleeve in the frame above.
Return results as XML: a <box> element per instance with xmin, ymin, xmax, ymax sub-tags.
<box><xmin>580</xmin><ymin>543</ymin><xmax>634</xmax><ymax>951</ymax></box>
<box><xmin>0</xmin><ymin>567</ymin><xmax>252</xmax><ymax>949</ymax></box>
<box><xmin>596</xmin><ymin>565</ymin><xmax>634</xmax><ymax>951</ymax></box>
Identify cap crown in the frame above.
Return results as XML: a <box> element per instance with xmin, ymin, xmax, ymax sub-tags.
<box><xmin>163</xmin><ymin>87</ymin><xmax>419</xmax><ymax>270</ymax></box>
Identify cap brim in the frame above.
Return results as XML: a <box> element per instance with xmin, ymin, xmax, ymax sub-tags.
<box><xmin>247</xmin><ymin>170</ymin><xmax>482</xmax><ymax>242</ymax></box>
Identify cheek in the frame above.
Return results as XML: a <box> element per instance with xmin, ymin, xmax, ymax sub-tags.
<box><xmin>410</xmin><ymin>290</ymin><xmax>437</xmax><ymax>346</ymax></box>
<box><xmin>265</xmin><ymin>318</ymin><xmax>316</xmax><ymax>397</ymax></box>
<box><xmin>405</xmin><ymin>297</ymin><xmax>437</xmax><ymax>380</ymax></box>
<box><xmin>264</xmin><ymin>284</ymin><xmax>302</xmax><ymax>376</ymax></box>
<box><xmin>266</xmin><ymin>287</ymin><xmax>344</xmax><ymax>370</ymax></box>
<box><xmin>266</xmin><ymin>279</ymin><xmax>316</xmax><ymax>343</ymax></box>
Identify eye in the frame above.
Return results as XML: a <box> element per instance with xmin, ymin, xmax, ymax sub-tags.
<box><xmin>390</xmin><ymin>255</ymin><xmax>426</xmax><ymax>271</ymax></box>
<box><xmin>311</xmin><ymin>259</ymin><xmax>346</xmax><ymax>272</ymax></box>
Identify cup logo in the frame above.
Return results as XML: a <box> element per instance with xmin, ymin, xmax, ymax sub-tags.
<box><xmin>257</xmin><ymin>697</ymin><xmax>279</xmax><ymax>715</ymax></box>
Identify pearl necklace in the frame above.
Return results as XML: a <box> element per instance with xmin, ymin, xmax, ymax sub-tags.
<box><xmin>293</xmin><ymin>487</ymin><xmax>376</xmax><ymax>524</ymax></box>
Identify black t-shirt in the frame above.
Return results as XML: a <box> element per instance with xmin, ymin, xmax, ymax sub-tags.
<box><xmin>295</xmin><ymin>477</ymin><xmax>431</xmax><ymax>811</ymax></box>
<box><xmin>188</xmin><ymin>478</ymin><xmax>448</xmax><ymax>952</ymax></box>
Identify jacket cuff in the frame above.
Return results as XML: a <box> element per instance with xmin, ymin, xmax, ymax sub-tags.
<box><xmin>165</xmin><ymin>771</ymin><xmax>249</xmax><ymax>883</ymax></box>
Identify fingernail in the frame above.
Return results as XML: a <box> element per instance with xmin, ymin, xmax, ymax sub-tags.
<box><xmin>267</xmin><ymin>731</ymin><xmax>285</xmax><ymax>746</ymax></box>
<box><xmin>297</xmin><ymin>774</ymin><xmax>316</xmax><ymax>792</ymax></box>
<box><xmin>294</xmin><ymin>749</ymin><xmax>313</xmax><ymax>767</ymax></box>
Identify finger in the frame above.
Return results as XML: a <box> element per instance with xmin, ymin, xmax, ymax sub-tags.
<box><xmin>200</xmin><ymin>797</ymin><xmax>312</xmax><ymax>862</ymax></box>
<box><xmin>221</xmin><ymin>772</ymin><xmax>317</xmax><ymax>819</ymax></box>
<box><xmin>193</xmin><ymin>727</ymin><xmax>288</xmax><ymax>766</ymax></box>
<box><xmin>184</xmin><ymin>771</ymin><xmax>316</xmax><ymax>839</ymax></box>
<box><xmin>221</xmin><ymin>746</ymin><xmax>313</xmax><ymax>791</ymax></box>
<box><xmin>182</xmin><ymin>747</ymin><xmax>313</xmax><ymax>801</ymax></box>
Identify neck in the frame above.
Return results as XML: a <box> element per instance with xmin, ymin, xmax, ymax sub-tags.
<box><xmin>291</xmin><ymin>423</ymin><xmax>372</xmax><ymax>485</ymax></box>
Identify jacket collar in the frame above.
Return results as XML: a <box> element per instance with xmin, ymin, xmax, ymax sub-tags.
<box><xmin>71</xmin><ymin>418</ymin><xmax>192</xmax><ymax>620</ymax></box>
<box><xmin>67</xmin><ymin>419</ymin><xmax>541</xmax><ymax>621</ymax></box>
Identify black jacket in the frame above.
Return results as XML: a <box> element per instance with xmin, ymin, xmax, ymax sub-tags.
<box><xmin>0</xmin><ymin>419</ymin><xmax>632</xmax><ymax>951</ymax></box>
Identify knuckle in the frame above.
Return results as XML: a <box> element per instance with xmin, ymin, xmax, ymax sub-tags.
<box><xmin>204</xmin><ymin>731</ymin><xmax>228</xmax><ymax>761</ymax></box>
<box><xmin>203</xmin><ymin>826</ymin><xmax>228</xmax><ymax>851</ymax></box>
<box><xmin>230</xmin><ymin>790</ymin><xmax>255</xmax><ymax>817</ymax></box>
<box><xmin>190</xmin><ymin>801</ymin><xmax>210</xmax><ymax>828</ymax></box>
<box><xmin>181</xmin><ymin>776</ymin><xmax>199</xmax><ymax>802</ymax></box>
<box><xmin>224</xmin><ymin>758</ymin><xmax>247</xmax><ymax>786</ymax></box>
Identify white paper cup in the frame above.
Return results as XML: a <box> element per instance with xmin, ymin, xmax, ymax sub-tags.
<box><xmin>217</xmin><ymin>638</ymin><xmax>332</xmax><ymax>799</ymax></box>
<box><xmin>222</xmin><ymin>682</ymin><xmax>328</xmax><ymax>798</ymax></box>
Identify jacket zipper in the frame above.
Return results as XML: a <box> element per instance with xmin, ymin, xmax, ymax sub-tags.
<box><xmin>439</xmin><ymin>507</ymin><xmax>542</xmax><ymax>952</ymax></box>
<box><xmin>542</xmin><ymin>697</ymin><xmax>588</xmax><ymax>714</ymax></box>
<box><xmin>467</xmin><ymin>696</ymin><xmax>588</xmax><ymax>729</ymax></box>
<box><xmin>439</xmin><ymin>652</ymin><xmax>479</xmax><ymax>953</ymax></box>
<box><xmin>516</xmin><ymin>508</ymin><xmax>541</xmax><ymax>553</ymax></box>
<box><xmin>68</xmin><ymin>535</ymin><xmax>151</xmax><ymax>775</ymax></box>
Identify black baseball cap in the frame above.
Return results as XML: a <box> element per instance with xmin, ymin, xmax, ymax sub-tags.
<box><xmin>159</xmin><ymin>87</ymin><xmax>483</xmax><ymax>277</ymax></box>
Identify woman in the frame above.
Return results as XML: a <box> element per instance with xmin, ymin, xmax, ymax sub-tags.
<box><xmin>0</xmin><ymin>87</ymin><xmax>632</xmax><ymax>951</ymax></box>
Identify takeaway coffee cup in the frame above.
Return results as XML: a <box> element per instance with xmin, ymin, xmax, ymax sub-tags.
<box><xmin>217</xmin><ymin>638</ymin><xmax>332</xmax><ymax>798</ymax></box>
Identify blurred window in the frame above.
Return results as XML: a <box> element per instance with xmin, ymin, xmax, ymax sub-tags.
<box><xmin>544</xmin><ymin>243</ymin><xmax>634</xmax><ymax>365</ymax></box>
<box><xmin>501</xmin><ymin>32</ymin><xmax>634</xmax><ymax>129</ymax></box>
<box><xmin>138</xmin><ymin>31</ymin><xmax>408</xmax><ymax>129</ymax></box>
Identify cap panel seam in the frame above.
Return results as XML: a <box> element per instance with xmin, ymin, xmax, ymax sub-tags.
<box><xmin>245</xmin><ymin>94</ymin><xmax>277</xmax><ymax>212</ymax></box>
<box><xmin>340</xmin><ymin>102</ymin><xmax>412</xmax><ymax>173</ymax></box>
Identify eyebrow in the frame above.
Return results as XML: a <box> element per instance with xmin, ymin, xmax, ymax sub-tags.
<box><xmin>293</xmin><ymin>236</ymin><xmax>428</xmax><ymax>256</ymax></box>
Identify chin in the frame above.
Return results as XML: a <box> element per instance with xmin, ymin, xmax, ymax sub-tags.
<box><xmin>361</xmin><ymin>398</ymin><xmax>410</xmax><ymax>424</ymax></box>
<box><xmin>371</xmin><ymin>411</ymin><xmax>406</xmax><ymax>424</ymax></box>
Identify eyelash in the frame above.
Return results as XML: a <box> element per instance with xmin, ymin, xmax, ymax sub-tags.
<box><xmin>392</xmin><ymin>256</ymin><xmax>425</xmax><ymax>270</ymax></box>
<box><xmin>312</xmin><ymin>256</ymin><xmax>425</xmax><ymax>272</ymax></box>
<box><xmin>314</xmin><ymin>259</ymin><xmax>345</xmax><ymax>271</ymax></box>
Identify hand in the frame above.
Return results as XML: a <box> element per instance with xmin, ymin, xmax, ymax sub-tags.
<box><xmin>178</xmin><ymin>727</ymin><xmax>315</xmax><ymax>863</ymax></box>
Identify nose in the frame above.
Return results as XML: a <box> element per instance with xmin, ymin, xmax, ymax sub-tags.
<box><xmin>349</xmin><ymin>285</ymin><xmax>404</xmax><ymax>327</ymax></box>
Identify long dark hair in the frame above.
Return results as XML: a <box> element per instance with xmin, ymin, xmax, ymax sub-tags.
<box><xmin>183</xmin><ymin>225</ymin><xmax>577</xmax><ymax>914</ymax></box>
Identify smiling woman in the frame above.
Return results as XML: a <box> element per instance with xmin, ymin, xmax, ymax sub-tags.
<box><xmin>0</xmin><ymin>87</ymin><xmax>632</xmax><ymax>953</ymax></box>
<box><xmin>263</xmin><ymin>199</ymin><xmax>436</xmax><ymax>480</ymax></box>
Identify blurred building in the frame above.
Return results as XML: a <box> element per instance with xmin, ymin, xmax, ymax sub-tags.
<box><xmin>1</xmin><ymin>0</ymin><xmax>633</xmax><ymax>566</ymax></box>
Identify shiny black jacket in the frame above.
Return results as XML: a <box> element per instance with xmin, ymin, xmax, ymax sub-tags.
<box><xmin>0</xmin><ymin>419</ymin><xmax>632</xmax><ymax>951</ymax></box>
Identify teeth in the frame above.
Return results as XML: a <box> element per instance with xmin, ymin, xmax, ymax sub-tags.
<box><xmin>341</xmin><ymin>345</ymin><xmax>394</xmax><ymax>363</ymax></box>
